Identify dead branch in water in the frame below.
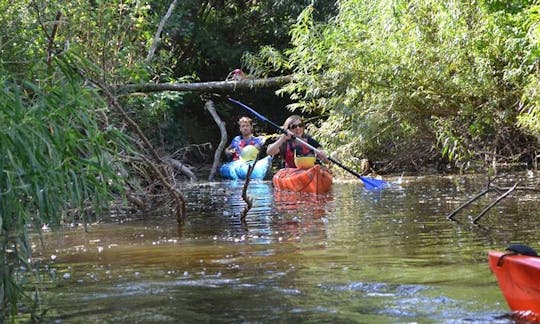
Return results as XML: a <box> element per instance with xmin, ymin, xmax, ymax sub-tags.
<box><xmin>448</xmin><ymin>176</ymin><xmax>540</xmax><ymax>224</ymax></box>
<box><xmin>240</xmin><ymin>157</ymin><xmax>262</xmax><ymax>224</ymax></box>
<box><xmin>473</xmin><ymin>182</ymin><xmax>518</xmax><ymax>224</ymax></box>
<box><xmin>447</xmin><ymin>178</ymin><xmax>494</xmax><ymax>221</ymax></box>
<box><xmin>240</xmin><ymin>165</ymin><xmax>255</xmax><ymax>223</ymax></box>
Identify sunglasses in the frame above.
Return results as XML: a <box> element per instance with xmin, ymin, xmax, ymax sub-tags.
<box><xmin>289</xmin><ymin>123</ymin><xmax>304</xmax><ymax>130</ymax></box>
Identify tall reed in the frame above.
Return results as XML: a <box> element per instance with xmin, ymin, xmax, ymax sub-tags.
<box><xmin>0</xmin><ymin>59</ymin><xmax>128</xmax><ymax>321</ymax></box>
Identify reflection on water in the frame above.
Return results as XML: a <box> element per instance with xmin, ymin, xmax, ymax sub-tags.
<box><xmin>33</xmin><ymin>173</ymin><xmax>540</xmax><ymax>323</ymax></box>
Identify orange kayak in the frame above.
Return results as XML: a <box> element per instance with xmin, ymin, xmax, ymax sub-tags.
<box><xmin>272</xmin><ymin>165</ymin><xmax>332</xmax><ymax>194</ymax></box>
<box><xmin>488</xmin><ymin>250</ymin><xmax>540</xmax><ymax>321</ymax></box>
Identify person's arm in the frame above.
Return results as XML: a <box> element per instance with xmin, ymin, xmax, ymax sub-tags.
<box><xmin>225</xmin><ymin>136</ymin><xmax>239</xmax><ymax>157</ymax></box>
<box><xmin>225</xmin><ymin>144</ymin><xmax>235</xmax><ymax>157</ymax></box>
<box><xmin>267</xmin><ymin>133</ymin><xmax>291</xmax><ymax>156</ymax></box>
<box><xmin>253</xmin><ymin>136</ymin><xmax>264</xmax><ymax>150</ymax></box>
<box><xmin>308</xmin><ymin>137</ymin><xmax>329</xmax><ymax>163</ymax></box>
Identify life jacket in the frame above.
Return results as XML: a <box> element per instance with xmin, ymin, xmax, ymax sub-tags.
<box><xmin>282</xmin><ymin>139</ymin><xmax>315</xmax><ymax>168</ymax></box>
<box><xmin>232</xmin><ymin>136</ymin><xmax>262</xmax><ymax>160</ymax></box>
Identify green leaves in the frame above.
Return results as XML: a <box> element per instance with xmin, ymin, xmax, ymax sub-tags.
<box><xmin>0</xmin><ymin>54</ymin><xmax>130</xmax><ymax>319</ymax></box>
<box><xmin>283</xmin><ymin>0</ymin><xmax>540</xmax><ymax>172</ymax></box>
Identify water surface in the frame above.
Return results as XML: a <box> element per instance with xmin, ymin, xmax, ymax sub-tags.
<box><xmin>36</xmin><ymin>172</ymin><xmax>540</xmax><ymax>323</ymax></box>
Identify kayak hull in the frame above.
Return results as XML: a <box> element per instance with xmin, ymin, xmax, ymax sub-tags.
<box><xmin>488</xmin><ymin>251</ymin><xmax>540</xmax><ymax>320</ymax></box>
<box><xmin>220</xmin><ymin>156</ymin><xmax>271</xmax><ymax>180</ymax></box>
<box><xmin>272</xmin><ymin>165</ymin><xmax>332</xmax><ymax>194</ymax></box>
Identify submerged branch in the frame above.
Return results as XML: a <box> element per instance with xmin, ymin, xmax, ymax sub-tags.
<box><xmin>240</xmin><ymin>164</ymin><xmax>256</xmax><ymax>223</ymax></box>
<box><xmin>473</xmin><ymin>182</ymin><xmax>518</xmax><ymax>224</ymax></box>
<box><xmin>447</xmin><ymin>176</ymin><xmax>539</xmax><ymax>224</ymax></box>
<box><xmin>447</xmin><ymin>177</ymin><xmax>493</xmax><ymax>220</ymax></box>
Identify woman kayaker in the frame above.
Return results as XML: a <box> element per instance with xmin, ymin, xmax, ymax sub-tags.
<box><xmin>225</xmin><ymin>116</ymin><xmax>264</xmax><ymax>161</ymax></box>
<box><xmin>266</xmin><ymin>115</ymin><xmax>329</xmax><ymax>168</ymax></box>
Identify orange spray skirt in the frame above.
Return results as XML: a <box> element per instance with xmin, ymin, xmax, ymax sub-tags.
<box><xmin>272</xmin><ymin>165</ymin><xmax>333</xmax><ymax>194</ymax></box>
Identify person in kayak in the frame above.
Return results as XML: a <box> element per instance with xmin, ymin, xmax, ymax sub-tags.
<box><xmin>225</xmin><ymin>116</ymin><xmax>264</xmax><ymax>161</ymax></box>
<box><xmin>266</xmin><ymin>115</ymin><xmax>329</xmax><ymax>168</ymax></box>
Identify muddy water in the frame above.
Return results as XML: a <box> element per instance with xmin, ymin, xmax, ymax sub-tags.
<box><xmin>35</xmin><ymin>172</ymin><xmax>540</xmax><ymax>323</ymax></box>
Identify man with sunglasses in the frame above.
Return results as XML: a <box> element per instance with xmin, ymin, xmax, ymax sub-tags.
<box><xmin>266</xmin><ymin>115</ymin><xmax>329</xmax><ymax>168</ymax></box>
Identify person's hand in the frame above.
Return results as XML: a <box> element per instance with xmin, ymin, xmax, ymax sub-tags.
<box><xmin>316</xmin><ymin>150</ymin><xmax>330</xmax><ymax>163</ymax></box>
<box><xmin>282</xmin><ymin>131</ymin><xmax>293</xmax><ymax>141</ymax></box>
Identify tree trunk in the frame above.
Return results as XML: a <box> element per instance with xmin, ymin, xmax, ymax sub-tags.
<box><xmin>205</xmin><ymin>100</ymin><xmax>228</xmax><ymax>181</ymax></box>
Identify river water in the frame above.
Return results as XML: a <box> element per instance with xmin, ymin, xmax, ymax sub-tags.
<box><xmin>35</xmin><ymin>172</ymin><xmax>540</xmax><ymax>323</ymax></box>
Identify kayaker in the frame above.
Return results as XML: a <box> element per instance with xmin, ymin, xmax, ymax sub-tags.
<box><xmin>225</xmin><ymin>116</ymin><xmax>264</xmax><ymax>161</ymax></box>
<box><xmin>266</xmin><ymin>115</ymin><xmax>329</xmax><ymax>168</ymax></box>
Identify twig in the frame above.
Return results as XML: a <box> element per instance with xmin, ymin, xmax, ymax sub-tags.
<box><xmin>447</xmin><ymin>177</ymin><xmax>493</xmax><ymax>220</ymax></box>
<box><xmin>47</xmin><ymin>12</ymin><xmax>63</xmax><ymax>64</ymax></box>
<box><xmin>473</xmin><ymin>182</ymin><xmax>518</xmax><ymax>224</ymax></box>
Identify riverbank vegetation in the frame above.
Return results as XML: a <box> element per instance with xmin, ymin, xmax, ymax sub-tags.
<box><xmin>280</xmin><ymin>1</ymin><xmax>540</xmax><ymax>174</ymax></box>
<box><xmin>1</xmin><ymin>0</ymin><xmax>540</xmax><ymax>321</ymax></box>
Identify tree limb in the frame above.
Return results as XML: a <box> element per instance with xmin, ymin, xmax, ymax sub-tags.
<box><xmin>164</xmin><ymin>157</ymin><xmax>197</xmax><ymax>181</ymax></box>
<box><xmin>205</xmin><ymin>100</ymin><xmax>228</xmax><ymax>181</ymax></box>
<box><xmin>447</xmin><ymin>175</ymin><xmax>539</xmax><ymax>224</ymax></box>
<box><xmin>447</xmin><ymin>186</ymin><xmax>490</xmax><ymax>220</ymax></box>
<box><xmin>119</xmin><ymin>76</ymin><xmax>293</xmax><ymax>94</ymax></box>
<box><xmin>146</xmin><ymin>0</ymin><xmax>177</xmax><ymax>63</ymax></box>
<box><xmin>240</xmin><ymin>164</ymin><xmax>255</xmax><ymax>223</ymax></box>
<box><xmin>473</xmin><ymin>182</ymin><xmax>518</xmax><ymax>224</ymax></box>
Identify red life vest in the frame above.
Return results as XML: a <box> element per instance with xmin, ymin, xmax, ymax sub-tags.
<box><xmin>282</xmin><ymin>139</ymin><xmax>314</xmax><ymax>168</ymax></box>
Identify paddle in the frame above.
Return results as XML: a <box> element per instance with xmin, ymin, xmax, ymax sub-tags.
<box><xmin>228</xmin><ymin>98</ymin><xmax>388</xmax><ymax>189</ymax></box>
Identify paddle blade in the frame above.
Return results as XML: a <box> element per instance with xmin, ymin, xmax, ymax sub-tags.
<box><xmin>359</xmin><ymin>176</ymin><xmax>387</xmax><ymax>190</ymax></box>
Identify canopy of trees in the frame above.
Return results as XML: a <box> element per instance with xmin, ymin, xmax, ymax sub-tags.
<box><xmin>1</xmin><ymin>0</ymin><xmax>540</xmax><ymax>321</ymax></box>
<box><xmin>280</xmin><ymin>0</ymin><xmax>540</xmax><ymax>172</ymax></box>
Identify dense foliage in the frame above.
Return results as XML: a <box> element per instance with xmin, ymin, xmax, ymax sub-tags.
<box><xmin>2</xmin><ymin>0</ymin><xmax>540</xmax><ymax>320</ymax></box>
<box><xmin>0</xmin><ymin>61</ymin><xmax>130</xmax><ymax>320</ymax></box>
<box><xmin>281</xmin><ymin>0</ymin><xmax>540</xmax><ymax>173</ymax></box>
<box><xmin>0</xmin><ymin>0</ymin><xmax>145</xmax><ymax>320</ymax></box>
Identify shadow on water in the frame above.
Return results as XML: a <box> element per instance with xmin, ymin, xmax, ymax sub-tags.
<box><xmin>32</xmin><ymin>173</ymin><xmax>540</xmax><ymax>323</ymax></box>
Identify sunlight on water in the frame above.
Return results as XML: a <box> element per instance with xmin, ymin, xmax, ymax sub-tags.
<box><xmin>33</xmin><ymin>172</ymin><xmax>540</xmax><ymax>322</ymax></box>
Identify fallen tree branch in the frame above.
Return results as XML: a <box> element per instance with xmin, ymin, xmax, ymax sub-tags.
<box><xmin>447</xmin><ymin>177</ymin><xmax>493</xmax><ymax>220</ymax></box>
<box><xmin>164</xmin><ymin>157</ymin><xmax>197</xmax><ymax>181</ymax></box>
<box><xmin>473</xmin><ymin>182</ymin><xmax>518</xmax><ymax>224</ymax></box>
<box><xmin>240</xmin><ymin>163</ymin><xmax>257</xmax><ymax>223</ymax></box>
<box><xmin>447</xmin><ymin>176</ymin><xmax>539</xmax><ymax>224</ymax></box>
<box><xmin>447</xmin><ymin>186</ymin><xmax>490</xmax><ymax>221</ymax></box>
<box><xmin>119</xmin><ymin>75</ymin><xmax>293</xmax><ymax>94</ymax></box>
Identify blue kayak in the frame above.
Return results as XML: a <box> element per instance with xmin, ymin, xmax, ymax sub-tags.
<box><xmin>220</xmin><ymin>156</ymin><xmax>272</xmax><ymax>180</ymax></box>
